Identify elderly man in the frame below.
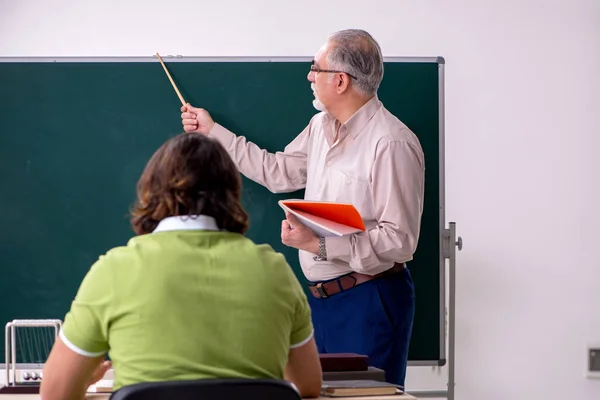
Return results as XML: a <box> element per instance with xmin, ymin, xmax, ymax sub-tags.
<box><xmin>181</xmin><ymin>29</ymin><xmax>424</xmax><ymax>387</ymax></box>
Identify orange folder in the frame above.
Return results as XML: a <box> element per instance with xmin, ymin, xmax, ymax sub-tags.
<box><xmin>278</xmin><ymin>199</ymin><xmax>366</xmax><ymax>237</ymax></box>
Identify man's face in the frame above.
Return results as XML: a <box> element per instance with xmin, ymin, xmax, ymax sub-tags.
<box><xmin>308</xmin><ymin>43</ymin><xmax>332</xmax><ymax>112</ymax></box>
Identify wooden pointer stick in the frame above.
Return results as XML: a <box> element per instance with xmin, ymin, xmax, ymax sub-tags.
<box><xmin>156</xmin><ymin>53</ymin><xmax>186</xmax><ymax>106</ymax></box>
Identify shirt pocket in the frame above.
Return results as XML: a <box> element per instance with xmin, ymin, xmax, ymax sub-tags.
<box><xmin>329</xmin><ymin>169</ymin><xmax>370</xmax><ymax>212</ymax></box>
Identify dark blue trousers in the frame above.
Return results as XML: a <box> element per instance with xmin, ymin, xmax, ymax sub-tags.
<box><xmin>308</xmin><ymin>268</ymin><xmax>415</xmax><ymax>387</ymax></box>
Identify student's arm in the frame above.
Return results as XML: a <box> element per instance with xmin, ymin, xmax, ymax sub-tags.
<box><xmin>41</xmin><ymin>257</ymin><xmax>112</xmax><ymax>400</ymax></box>
<box><xmin>283</xmin><ymin>257</ymin><xmax>322</xmax><ymax>398</ymax></box>
<box><xmin>41</xmin><ymin>337</ymin><xmax>111</xmax><ymax>400</ymax></box>
<box><xmin>285</xmin><ymin>337</ymin><xmax>322</xmax><ymax>398</ymax></box>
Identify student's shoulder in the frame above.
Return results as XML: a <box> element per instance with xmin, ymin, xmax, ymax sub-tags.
<box><xmin>243</xmin><ymin>239</ymin><xmax>288</xmax><ymax>266</ymax></box>
<box><xmin>89</xmin><ymin>235</ymin><xmax>147</xmax><ymax>272</ymax></box>
<box><xmin>242</xmin><ymin>239</ymin><xmax>295</xmax><ymax>274</ymax></box>
<box><xmin>201</xmin><ymin>232</ymin><xmax>285</xmax><ymax>263</ymax></box>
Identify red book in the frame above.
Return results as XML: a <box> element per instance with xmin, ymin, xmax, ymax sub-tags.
<box><xmin>279</xmin><ymin>200</ymin><xmax>366</xmax><ymax>237</ymax></box>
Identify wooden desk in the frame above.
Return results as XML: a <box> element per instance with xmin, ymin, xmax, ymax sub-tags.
<box><xmin>0</xmin><ymin>392</ymin><xmax>418</xmax><ymax>400</ymax></box>
<box><xmin>1</xmin><ymin>377</ymin><xmax>416</xmax><ymax>400</ymax></box>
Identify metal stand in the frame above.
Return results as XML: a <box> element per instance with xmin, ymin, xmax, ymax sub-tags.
<box><xmin>4</xmin><ymin>319</ymin><xmax>62</xmax><ymax>387</ymax></box>
<box><xmin>445</xmin><ymin>222</ymin><xmax>462</xmax><ymax>400</ymax></box>
<box><xmin>409</xmin><ymin>222</ymin><xmax>462</xmax><ymax>400</ymax></box>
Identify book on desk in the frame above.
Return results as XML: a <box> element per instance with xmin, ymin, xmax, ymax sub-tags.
<box><xmin>321</xmin><ymin>380</ymin><xmax>401</xmax><ymax>397</ymax></box>
<box><xmin>87</xmin><ymin>380</ymin><xmax>113</xmax><ymax>393</ymax></box>
<box><xmin>278</xmin><ymin>200</ymin><xmax>366</xmax><ymax>237</ymax></box>
<box><xmin>320</xmin><ymin>353</ymin><xmax>369</xmax><ymax>372</ymax></box>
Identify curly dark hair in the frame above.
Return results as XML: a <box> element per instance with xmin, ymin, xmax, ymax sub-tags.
<box><xmin>130</xmin><ymin>133</ymin><xmax>249</xmax><ymax>235</ymax></box>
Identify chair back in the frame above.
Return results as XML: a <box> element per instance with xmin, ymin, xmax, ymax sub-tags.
<box><xmin>109</xmin><ymin>378</ymin><xmax>302</xmax><ymax>400</ymax></box>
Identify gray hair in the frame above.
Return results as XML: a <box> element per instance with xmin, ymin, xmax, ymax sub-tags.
<box><xmin>326</xmin><ymin>29</ymin><xmax>384</xmax><ymax>96</ymax></box>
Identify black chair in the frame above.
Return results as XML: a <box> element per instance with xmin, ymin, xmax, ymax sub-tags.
<box><xmin>109</xmin><ymin>378</ymin><xmax>302</xmax><ymax>400</ymax></box>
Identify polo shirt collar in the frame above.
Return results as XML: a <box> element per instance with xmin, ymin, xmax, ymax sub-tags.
<box><xmin>153</xmin><ymin>215</ymin><xmax>219</xmax><ymax>233</ymax></box>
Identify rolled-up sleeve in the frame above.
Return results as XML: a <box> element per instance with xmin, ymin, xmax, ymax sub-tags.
<box><xmin>326</xmin><ymin>140</ymin><xmax>425</xmax><ymax>274</ymax></box>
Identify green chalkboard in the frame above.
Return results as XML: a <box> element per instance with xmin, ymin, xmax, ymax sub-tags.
<box><xmin>0</xmin><ymin>57</ymin><xmax>444</xmax><ymax>365</ymax></box>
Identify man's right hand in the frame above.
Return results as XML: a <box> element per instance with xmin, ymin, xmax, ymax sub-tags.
<box><xmin>180</xmin><ymin>103</ymin><xmax>215</xmax><ymax>135</ymax></box>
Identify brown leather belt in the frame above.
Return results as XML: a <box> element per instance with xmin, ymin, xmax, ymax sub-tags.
<box><xmin>308</xmin><ymin>263</ymin><xmax>405</xmax><ymax>299</ymax></box>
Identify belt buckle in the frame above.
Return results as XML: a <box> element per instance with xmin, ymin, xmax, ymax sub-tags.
<box><xmin>315</xmin><ymin>282</ymin><xmax>329</xmax><ymax>298</ymax></box>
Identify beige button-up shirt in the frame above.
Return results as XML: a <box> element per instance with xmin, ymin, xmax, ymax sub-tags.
<box><xmin>210</xmin><ymin>95</ymin><xmax>425</xmax><ymax>281</ymax></box>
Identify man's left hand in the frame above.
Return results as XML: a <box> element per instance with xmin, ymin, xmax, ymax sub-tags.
<box><xmin>281</xmin><ymin>213</ymin><xmax>320</xmax><ymax>254</ymax></box>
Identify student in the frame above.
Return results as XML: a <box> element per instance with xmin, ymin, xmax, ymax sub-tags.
<box><xmin>41</xmin><ymin>133</ymin><xmax>322</xmax><ymax>400</ymax></box>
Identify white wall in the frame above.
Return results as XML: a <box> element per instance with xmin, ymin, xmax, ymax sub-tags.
<box><xmin>1</xmin><ymin>1</ymin><xmax>599</xmax><ymax>399</ymax></box>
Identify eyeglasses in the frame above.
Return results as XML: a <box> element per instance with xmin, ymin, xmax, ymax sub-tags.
<box><xmin>309</xmin><ymin>62</ymin><xmax>356</xmax><ymax>80</ymax></box>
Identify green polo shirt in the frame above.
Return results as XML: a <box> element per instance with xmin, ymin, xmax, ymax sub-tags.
<box><xmin>60</xmin><ymin>216</ymin><xmax>313</xmax><ymax>390</ymax></box>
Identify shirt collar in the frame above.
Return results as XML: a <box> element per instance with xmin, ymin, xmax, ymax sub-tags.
<box><xmin>345</xmin><ymin>95</ymin><xmax>382</xmax><ymax>139</ymax></box>
<box><xmin>152</xmin><ymin>215</ymin><xmax>220</xmax><ymax>233</ymax></box>
<box><xmin>323</xmin><ymin>95</ymin><xmax>382</xmax><ymax>140</ymax></box>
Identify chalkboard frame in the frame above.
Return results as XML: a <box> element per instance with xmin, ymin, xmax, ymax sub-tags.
<box><xmin>0</xmin><ymin>56</ymin><xmax>446</xmax><ymax>366</ymax></box>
